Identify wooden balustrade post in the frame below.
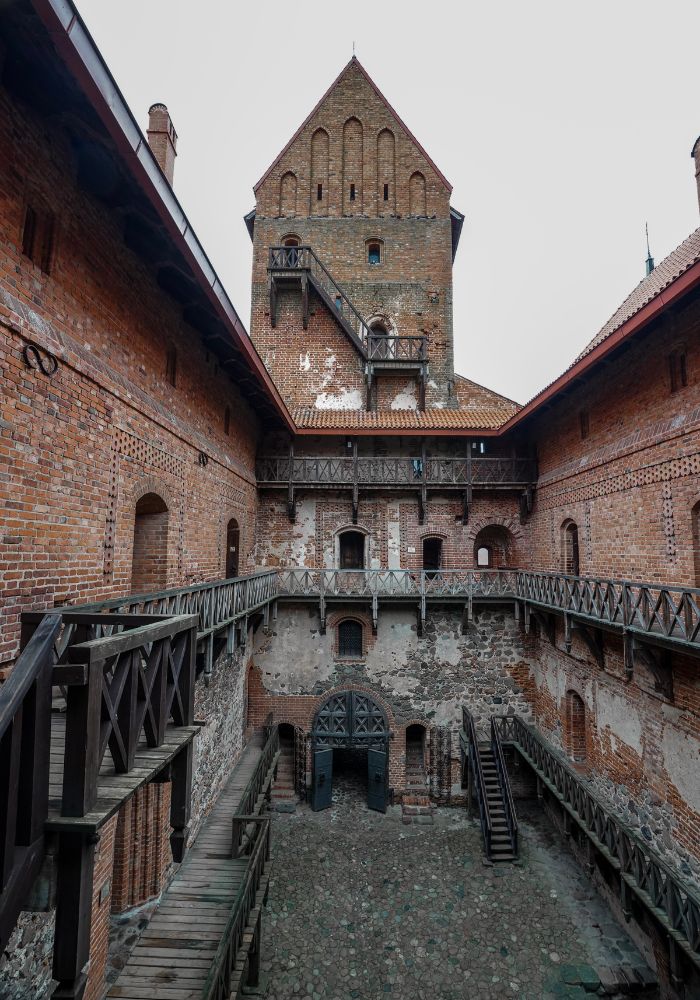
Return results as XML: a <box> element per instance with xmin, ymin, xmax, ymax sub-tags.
<box><xmin>61</xmin><ymin>657</ymin><xmax>102</xmax><ymax>817</ymax></box>
<box><xmin>52</xmin><ymin>830</ymin><xmax>98</xmax><ymax>1000</ymax></box>
<box><xmin>170</xmin><ymin>742</ymin><xmax>192</xmax><ymax>863</ymax></box>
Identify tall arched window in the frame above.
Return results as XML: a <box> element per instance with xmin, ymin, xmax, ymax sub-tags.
<box><xmin>565</xmin><ymin>690</ymin><xmax>586</xmax><ymax>763</ymax></box>
<box><xmin>476</xmin><ymin>545</ymin><xmax>492</xmax><ymax>568</ymax></box>
<box><xmin>367</xmin><ymin>240</ymin><xmax>382</xmax><ymax>265</ymax></box>
<box><xmin>337</xmin><ymin>619</ymin><xmax>363</xmax><ymax>658</ymax></box>
<box><xmin>562</xmin><ymin>520</ymin><xmax>580</xmax><ymax>576</ymax></box>
<box><xmin>422</xmin><ymin>537</ymin><xmax>443</xmax><ymax>577</ymax></box>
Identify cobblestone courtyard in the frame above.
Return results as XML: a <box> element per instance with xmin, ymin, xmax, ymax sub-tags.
<box><xmin>262</xmin><ymin>772</ymin><xmax>651</xmax><ymax>1000</ymax></box>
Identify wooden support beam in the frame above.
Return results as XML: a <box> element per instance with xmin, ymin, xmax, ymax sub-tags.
<box><xmin>564</xmin><ymin>613</ymin><xmax>572</xmax><ymax>653</ymax></box>
<box><xmin>573</xmin><ymin>621</ymin><xmax>605</xmax><ymax>669</ymax></box>
<box><xmin>460</xmin><ymin>595</ymin><xmax>472</xmax><ymax>635</ymax></box>
<box><xmin>531</xmin><ymin>609</ymin><xmax>556</xmax><ymax>646</ymax></box>
<box><xmin>52</xmin><ymin>831</ymin><xmax>97</xmax><ymax>1000</ymax></box>
<box><xmin>372</xmin><ymin>595</ymin><xmax>378</xmax><ymax>636</ymax></box>
<box><xmin>269</xmin><ymin>277</ymin><xmax>278</xmax><ymax>329</ymax></box>
<box><xmin>301</xmin><ymin>273</ymin><xmax>309</xmax><ymax>330</ymax></box>
<box><xmin>352</xmin><ymin>438</ymin><xmax>359</xmax><ymax>524</ymax></box>
<box><xmin>169</xmin><ymin>742</ymin><xmax>192</xmax><ymax>863</ymax></box>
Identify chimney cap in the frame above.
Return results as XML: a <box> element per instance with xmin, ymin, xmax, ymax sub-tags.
<box><xmin>149</xmin><ymin>101</ymin><xmax>169</xmax><ymax>115</ymax></box>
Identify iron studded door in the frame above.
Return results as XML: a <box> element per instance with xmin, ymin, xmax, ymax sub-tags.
<box><xmin>367</xmin><ymin>747</ymin><xmax>387</xmax><ymax>813</ymax></box>
<box><xmin>311</xmin><ymin>748</ymin><xmax>333</xmax><ymax>811</ymax></box>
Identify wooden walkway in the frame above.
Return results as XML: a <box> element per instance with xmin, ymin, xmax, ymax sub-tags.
<box><xmin>107</xmin><ymin>741</ymin><xmax>264</xmax><ymax>1000</ymax></box>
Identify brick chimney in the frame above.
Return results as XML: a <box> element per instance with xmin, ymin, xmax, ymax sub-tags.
<box><xmin>147</xmin><ymin>103</ymin><xmax>178</xmax><ymax>185</ymax></box>
<box><xmin>692</xmin><ymin>135</ymin><xmax>700</xmax><ymax>215</ymax></box>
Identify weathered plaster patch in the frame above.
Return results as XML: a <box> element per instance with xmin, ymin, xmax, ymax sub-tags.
<box><xmin>390</xmin><ymin>381</ymin><xmax>418</xmax><ymax>410</ymax></box>
<box><xmin>661</xmin><ymin>727</ymin><xmax>700</xmax><ymax>813</ymax></box>
<box><xmin>596</xmin><ymin>691</ymin><xmax>643</xmax><ymax>756</ymax></box>
<box><xmin>299</xmin><ymin>352</ymin><xmax>311</xmax><ymax>371</ymax></box>
<box><xmin>315</xmin><ymin>388</ymin><xmax>364</xmax><ymax>410</ymax></box>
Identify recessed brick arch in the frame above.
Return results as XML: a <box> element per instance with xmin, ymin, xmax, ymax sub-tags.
<box><xmin>564</xmin><ymin>688</ymin><xmax>587</xmax><ymax>763</ymax></box>
<box><xmin>312</xmin><ymin>683</ymin><xmax>397</xmax><ymax>734</ymax></box>
<box><xmin>129</xmin><ymin>477</ymin><xmax>177</xmax><ymax>593</ymax></box>
<box><xmin>465</xmin><ymin>515</ymin><xmax>523</xmax><ymax>545</ymax></box>
<box><xmin>468</xmin><ymin>517</ymin><xmax>522</xmax><ymax>568</ymax></box>
<box><xmin>129</xmin><ymin>475</ymin><xmax>177</xmax><ymax>513</ymax></box>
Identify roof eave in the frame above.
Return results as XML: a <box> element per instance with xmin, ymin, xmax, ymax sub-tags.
<box><xmin>30</xmin><ymin>0</ymin><xmax>294</xmax><ymax>433</ymax></box>
<box><xmin>499</xmin><ymin>255</ymin><xmax>700</xmax><ymax>434</ymax></box>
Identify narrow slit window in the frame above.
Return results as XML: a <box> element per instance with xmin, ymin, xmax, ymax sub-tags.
<box><xmin>350</xmin><ymin>183</ymin><xmax>356</xmax><ymax>201</ymax></box>
<box><xmin>383</xmin><ymin>183</ymin><xmax>389</xmax><ymax>201</ymax></box>
<box><xmin>670</xmin><ymin>349</ymin><xmax>688</xmax><ymax>393</ymax></box>
<box><xmin>22</xmin><ymin>206</ymin><xmax>37</xmax><ymax>260</ymax></box>
<box><xmin>224</xmin><ymin>406</ymin><xmax>231</xmax><ymax>436</ymax></box>
<box><xmin>317</xmin><ymin>183</ymin><xmax>323</xmax><ymax>201</ymax></box>
<box><xmin>580</xmin><ymin>410</ymin><xmax>590</xmax><ymax>439</ymax></box>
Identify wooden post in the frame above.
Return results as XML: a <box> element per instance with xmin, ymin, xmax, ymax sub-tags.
<box><xmin>247</xmin><ymin>908</ymin><xmax>262</xmax><ymax>989</ymax></box>
<box><xmin>169</xmin><ymin>742</ymin><xmax>192</xmax><ymax>863</ymax></box>
<box><xmin>52</xmin><ymin>831</ymin><xmax>98</xmax><ymax>1000</ymax></box>
<box><xmin>61</xmin><ymin>658</ymin><xmax>102</xmax><ymax>817</ymax></box>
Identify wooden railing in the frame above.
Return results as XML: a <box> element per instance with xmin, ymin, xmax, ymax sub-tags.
<box><xmin>518</xmin><ymin>571</ymin><xmax>700</xmax><ymax>647</ymax></box>
<box><xmin>203</xmin><ymin>815</ymin><xmax>271</xmax><ymax>1000</ymax></box>
<box><xmin>269</xmin><ymin>245</ymin><xmax>370</xmax><ymax>351</ymax></box>
<box><xmin>494</xmin><ymin>715</ymin><xmax>700</xmax><ymax>970</ymax></box>
<box><xmin>367</xmin><ymin>333</ymin><xmax>426</xmax><ymax>362</ymax></box>
<box><xmin>490</xmin><ymin>716</ymin><xmax>518</xmax><ymax>857</ymax></box>
<box><xmin>44</xmin><ymin>612</ymin><xmax>198</xmax><ymax>817</ymax></box>
<box><xmin>461</xmin><ymin>706</ymin><xmax>493</xmax><ymax>858</ymax></box>
<box><xmin>52</xmin><ymin>571</ymin><xmax>278</xmax><ymax>643</ymax></box>
<box><xmin>277</xmin><ymin>568</ymin><xmax>516</xmax><ymax>600</ymax></box>
<box><xmin>231</xmin><ymin>725</ymin><xmax>280</xmax><ymax>858</ymax></box>
<box><xmin>0</xmin><ymin>615</ymin><xmax>61</xmax><ymax>952</ymax></box>
<box><xmin>256</xmin><ymin>455</ymin><xmax>536</xmax><ymax>489</ymax></box>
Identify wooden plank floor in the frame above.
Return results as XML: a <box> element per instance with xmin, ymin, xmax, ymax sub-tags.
<box><xmin>46</xmin><ymin>714</ymin><xmax>199</xmax><ymax>834</ymax></box>
<box><xmin>107</xmin><ymin>741</ymin><xmax>263</xmax><ymax>1000</ymax></box>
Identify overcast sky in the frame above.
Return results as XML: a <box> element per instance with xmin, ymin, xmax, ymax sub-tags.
<box><xmin>77</xmin><ymin>0</ymin><xmax>700</xmax><ymax>405</ymax></box>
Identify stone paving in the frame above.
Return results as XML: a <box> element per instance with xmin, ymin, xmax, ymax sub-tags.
<box><xmin>261</xmin><ymin>769</ymin><xmax>652</xmax><ymax>1000</ymax></box>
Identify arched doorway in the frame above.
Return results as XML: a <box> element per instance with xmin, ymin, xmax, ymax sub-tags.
<box><xmin>405</xmin><ymin>723</ymin><xmax>428</xmax><ymax>791</ymax></box>
<box><xmin>226</xmin><ymin>517</ymin><xmax>240</xmax><ymax>578</ymax></box>
<box><xmin>311</xmin><ymin>690</ymin><xmax>389</xmax><ymax>812</ymax></box>
<box><xmin>565</xmin><ymin>691</ymin><xmax>587</xmax><ymax>763</ymax></box>
<box><xmin>131</xmin><ymin>492</ymin><xmax>169</xmax><ymax>593</ymax></box>
<box><xmin>338</xmin><ymin>529</ymin><xmax>365</xmax><ymax>569</ymax></box>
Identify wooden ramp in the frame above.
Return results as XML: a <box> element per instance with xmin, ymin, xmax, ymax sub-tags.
<box><xmin>107</xmin><ymin>742</ymin><xmax>265</xmax><ymax>1000</ymax></box>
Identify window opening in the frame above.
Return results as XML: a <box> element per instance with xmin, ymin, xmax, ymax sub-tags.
<box><xmin>339</xmin><ymin>530</ymin><xmax>365</xmax><ymax>569</ymax></box>
<box><xmin>422</xmin><ymin>537</ymin><xmax>442</xmax><ymax>578</ymax></box>
<box><xmin>670</xmin><ymin>349</ymin><xmax>688</xmax><ymax>393</ymax></box>
<box><xmin>367</xmin><ymin>242</ymin><xmax>381</xmax><ymax>265</ymax></box>
<box><xmin>317</xmin><ymin>183</ymin><xmax>323</xmax><ymax>201</ymax></box>
<box><xmin>562</xmin><ymin>521</ymin><xmax>580</xmax><ymax>576</ymax></box>
<box><xmin>338</xmin><ymin>620</ymin><xmax>363</xmax><ymax>658</ymax></box>
<box><xmin>383</xmin><ymin>183</ymin><xmax>389</xmax><ymax>201</ymax></box>
<box><xmin>580</xmin><ymin>410</ymin><xmax>590</xmax><ymax>439</ymax></box>
<box><xmin>165</xmin><ymin>346</ymin><xmax>177</xmax><ymax>387</ymax></box>
<box><xmin>350</xmin><ymin>183</ymin><xmax>356</xmax><ymax>201</ymax></box>
<box><xmin>476</xmin><ymin>546</ymin><xmax>492</xmax><ymax>568</ymax></box>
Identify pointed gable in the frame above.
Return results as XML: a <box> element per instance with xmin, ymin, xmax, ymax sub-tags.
<box><xmin>253</xmin><ymin>57</ymin><xmax>452</xmax><ymax>217</ymax></box>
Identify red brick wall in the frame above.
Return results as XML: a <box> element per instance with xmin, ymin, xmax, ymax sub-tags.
<box><xmin>111</xmin><ymin>782</ymin><xmax>172</xmax><ymax>914</ymax></box>
<box><xmin>0</xmin><ymin>86</ymin><xmax>260</xmax><ymax>661</ymax></box>
<box><xmin>83</xmin><ymin>814</ymin><xmax>117</xmax><ymax>1000</ymax></box>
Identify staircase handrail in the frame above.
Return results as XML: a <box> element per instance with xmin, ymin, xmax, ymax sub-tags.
<box><xmin>305</xmin><ymin>247</ymin><xmax>371</xmax><ymax>349</ymax></box>
<box><xmin>461</xmin><ymin>706</ymin><xmax>492</xmax><ymax>858</ymax></box>
<box><xmin>0</xmin><ymin>614</ymin><xmax>61</xmax><ymax>952</ymax></box>
<box><xmin>234</xmin><ymin>725</ymin><xmax>280</xmax><ymax>830</ymax></box>
<box><xmin>490</xmin><ymin>716</ymin><xmax>518</xmax><ymax>856</ymax></box>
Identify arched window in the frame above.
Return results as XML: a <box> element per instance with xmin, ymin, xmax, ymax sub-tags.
<box><xmin>337</xmin><ymin>619</ymin><xmax>363</xmax><ymax>659</ymax></box>
<box><xmin>338</xmin><ymin>529</ymin><xmax>365</xmax><ymax>569</ymax></box>
<box><xmin>408</xmin><ymin>171</ymin><xmax>427</xmax><ymax>216</ymax></box>
<box><xmin>279</xmin><ymin>171</ymin><xmax>298</xmax><ymax>217</ymax></box>
<box><xmin>131</xmin><ymin>493</ymin><xmax>169</xmax><ymax>593</ymax></box>
<box><xmin>367</xmin><ymin>240</ymin><xmax>382</xmax><ymax>265</ymax></box>
<box><xmin>476</xmin><ymin>545</ymin><xmax>492</xmax><ymax>568</ymax></box>
<box><xmin>165</xmin><ymin>345</ymin><xmax>177</xmax><ymax>387</ymax></box>
<box><xmin>565</xmin><ymin>691</ymin><xmax>586</xmax><ymax>763</ymax></box>
<box><xmin>562</xmin><ymin>520</ymin><xmax>580</xmax><ymax>576</ymax></box>
<box><xmin>226</xmin><ymin>518</ymin><xmax>240</xmax><ymax>578</ymax></box>
<box><xmin>368</xmin><ymin>318</ymin><xmax>393</xmax><ymax>359</ymax></box>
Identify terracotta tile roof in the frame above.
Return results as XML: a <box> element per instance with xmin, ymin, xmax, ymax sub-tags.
<box><xmin>293</xmin><ymin>405</ymin><xmax>517</xmax><ymax>431</ymax></box>
<box><xmin>575</xmin><ymin>226</ymin><xmax>700</xmax><ymax>363</ymax></box>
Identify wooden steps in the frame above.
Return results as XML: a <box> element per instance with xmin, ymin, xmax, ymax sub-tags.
<box><xmin>107</xmin><ymin>741</ymin><xmax>264</xmax><ymax>1000</ymax></box>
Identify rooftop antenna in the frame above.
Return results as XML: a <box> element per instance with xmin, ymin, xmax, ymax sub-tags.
<box><xmin>645</xmin><ymin>222</ymin><xmax>655</xmax><ymax>276</ymax></box>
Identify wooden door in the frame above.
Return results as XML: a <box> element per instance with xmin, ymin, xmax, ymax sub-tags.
<box><xmin>311</xmin><ymin>748</ymin><xmax>333</xmax><ymax>811</ymax></box>
<box><xmin>366</xmin><ymin>747</ymin><xmax>387</xmax><ymax>813</ymax></box>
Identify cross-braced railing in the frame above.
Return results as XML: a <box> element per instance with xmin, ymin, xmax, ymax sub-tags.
<box><xmin>493</xmin><ymin>715</ymin><xmax>700</xmax><ymax>968</ymax></box>
<box><xmin>203</xmin><ymin>816</ymin><xmax>271</xmax><ymax>1000</ymax></box>
<box><xmin>367</xmin><ymin>333</ymin><xmax>426</xmax><ymax>362</ymax></box>
<box><xmin>256</xmin><ymin>455</ymin><xmax>536</xmax><ymax>489</ymax></box>
<box><xmin>460</xmin><ymin>707</ymin><xmax>493</xmax><ymax>858</ymax></box>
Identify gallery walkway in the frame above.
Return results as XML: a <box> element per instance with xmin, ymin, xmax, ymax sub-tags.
<box><xmin>107</xmin><ymin>728</ymin><xmax>279</xmax><ymax>1000</ymax></box>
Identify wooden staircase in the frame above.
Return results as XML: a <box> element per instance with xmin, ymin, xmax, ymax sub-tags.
<box><xmin>476</xmin><ymin>742</ymin><xmax>517</xmax><ymax>862</ymax></box>
<box><xmin>269</xmin><ymin>735</ymin><xmax>297</xmax><ymax>813</ymax></box>
<box><xmin>401</xmin><ymin>738</ymin><xmax>434</xmax><ymax>825</ymax></box>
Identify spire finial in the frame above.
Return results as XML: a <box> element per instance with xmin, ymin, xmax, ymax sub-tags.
<box><xmin>645</xmin><ymin>222</ymin><xmax>655</xmax><ymax>276</ymax></box>
<box><xmin>352</xmin><ymin>41</ymin><xmax>356</xmax><ymax>56</ymax></box>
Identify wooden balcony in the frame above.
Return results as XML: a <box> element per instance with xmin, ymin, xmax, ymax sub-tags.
<box><xmin>257</xmin><ymin>454</ymin><xmax>537</xmax><ymax>522</ymax></box>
